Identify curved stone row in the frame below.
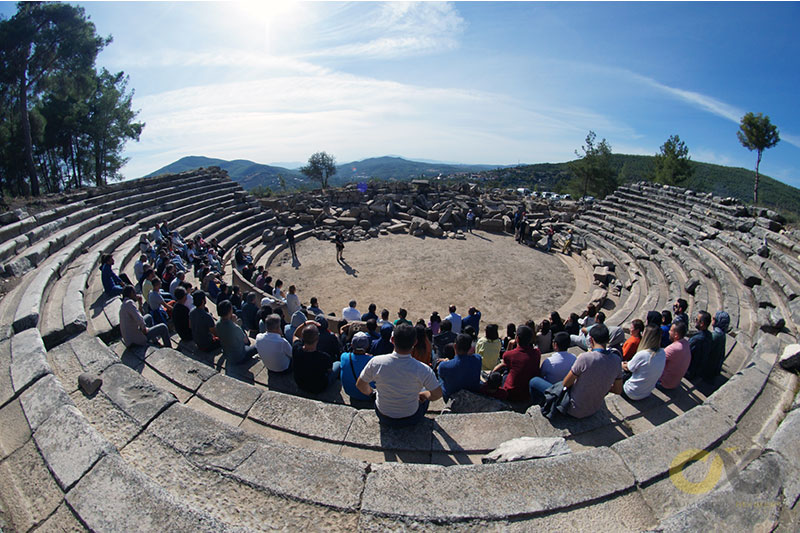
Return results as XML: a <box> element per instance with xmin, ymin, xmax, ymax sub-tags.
<box><xmin>1</xmin><ymin>172</ymin><xmax>799</xmax><ymax>530</ymax></box>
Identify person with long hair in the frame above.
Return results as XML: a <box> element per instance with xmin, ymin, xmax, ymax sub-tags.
<box><xmin>621</xmin><ymin>325</ymin><xmax>666</xmax><ymax>400</ymax></box>
<box><xmin>502</xmin><ymin>323</ymin><xmax>517</xmax><ymax>352</ymax></box>
<box><xmin>549</xmin><ymin>311</ymin><xmax>565</xmax><ymax>334</ymax></box>
<box><xmin>411</xmin><ymin>324</ymin><xmax>432</xmax><ymax>366</ymax></box>
<box><xmin>537</xmin><ymin>319</ymin><xmax>552</xmax><ymax>354</ymax></box>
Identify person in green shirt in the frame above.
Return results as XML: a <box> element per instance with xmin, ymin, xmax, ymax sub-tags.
<box><xmin>393</xmin><ymin>308</ymin><xmax>412</xmax><ymax>326</ymax></box>
<box><xmin>215</xmin><ymin>300</ymin><xmax>258</xmax><ymax>365</ymax></box>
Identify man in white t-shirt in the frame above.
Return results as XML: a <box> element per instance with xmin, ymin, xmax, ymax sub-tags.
<box><xmin>445</xmin><ymin>304</ymin><xmax>462</xmax><ymax>334</ymax></box>
<box><xmin>356</xmin><ymin>323</ymin><xmax>442</xmax><ymax>427</ymax></box>
<box><xmin>255</xmin><ymin>314</ymin><xmax>292</xmax><ymax>373</ymax></box>
<box><xmin>342</xmin><ymin>300</ymin><xmax>361</xmax><ymax>322</ymax></box>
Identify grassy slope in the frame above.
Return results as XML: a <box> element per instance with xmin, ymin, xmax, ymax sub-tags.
<box><xmin>475</xmin><ymin>154</ymin><xmax>800</xmax><ymax>217</ymax></box>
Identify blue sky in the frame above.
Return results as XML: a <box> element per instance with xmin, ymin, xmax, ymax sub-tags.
<box><xmin>2</xmin><ymin>1</ymin><xmax>799</xmax><ymax>187</ymax></box>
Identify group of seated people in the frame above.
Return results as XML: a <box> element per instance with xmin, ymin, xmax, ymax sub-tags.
<box><xmin>104</xmin><ymin>229</ymin><xmax>731</xmax><ymax>426</ymax></box>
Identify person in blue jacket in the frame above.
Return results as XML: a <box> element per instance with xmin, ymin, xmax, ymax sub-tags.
<box><xmin>100</xmin><ymin>254</ymin><xmax>131</xmax><ymax>297</ymax></box>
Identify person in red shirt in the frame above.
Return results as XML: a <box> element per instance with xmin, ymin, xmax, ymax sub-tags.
<box><xmin>492</xmin><ymin>325</ymin><xmax>541</xmax><ymax>401</ymax></box>
<box><xmin>622</xmin><ymin>319</ymin><xmax>644</xmax><ymax>361</ymax></box>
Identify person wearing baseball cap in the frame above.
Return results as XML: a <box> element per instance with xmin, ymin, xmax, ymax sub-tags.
<box><xmin>340</xmin><ymin>332</ymin><xmax>374</xmax><ymax>401</ymax></box>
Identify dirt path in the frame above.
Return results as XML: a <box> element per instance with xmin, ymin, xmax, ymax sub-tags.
<box><xmin>267</xmin><ymin>230</ymin><xmax>579</xmax><ymax>329</ymax></box>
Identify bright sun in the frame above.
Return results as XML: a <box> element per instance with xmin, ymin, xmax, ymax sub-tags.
<box><xmin>225</xmin><ymin>1</ymin><xmax>306</xmax><ymax>52</ymax></box>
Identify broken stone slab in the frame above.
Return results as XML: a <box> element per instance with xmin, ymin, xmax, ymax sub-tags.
<box><xmin>778</xmin><ymin>344</ymin><xmax>800</xmax><ymax>372</ymax></box>
<box><xmin>386</xmin><ymin>222</ymin><xmax>406</xmax><ymax>234</ymax></box>
<box><xmin>34</xmin><ymin>404</ymin><xmax>116</xmax><ymax>490</ymax></box>
<box><xmin>482</xmin><ymin>436</ymin><xmax>571</xmax><ymax>464</ymax></box>
<box><xmin>66</xmin><ymin>454</ymin><xmax>234</xmax><ymax>533</ymax></box>
<box><xmin>479</xmin><ymin>218</ymin><xmax>505</xmax><ymax>233</ymax></box>
<box><xmin>752</xmin><ymin>284</ymin><xmax>775</xmax><ymax>308</ymax></box>
<box><xmin>589</xmin><ymin>288</ymin><xmax>608</xmax><ymax>308</ymax></box>
<box><xmin>757</xmin><ymin>308</ymin><xmax>786</xmax><ymax>333</ymax></box>
<box><xmin>68</xmin><ymin>334</ymin><xmax>118</xmax><ymax>375</ymax></box>
<box><xmin>426</xmin><ymin>221</ymin><xmax>444</xmax><ymax>238</ymax></box>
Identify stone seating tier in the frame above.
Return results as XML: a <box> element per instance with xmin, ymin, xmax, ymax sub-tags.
<box><xmin>2</xmin><ymin>314</ymin><xmax>797</xmax><ymax>531</ymax></box>
<box><xmin>578</xmin><ymin>197</ymin><xmax>761</xmax><ymax>336</ymax></box>
<box><xmin>2</xmin><ymin>173</ymin><xmax>800</xmax><ymax>530</ymax></box>
<box><xmin>1</xmin><ymin>171</ymin><xmax>233</xmax><ymax>277</ymax></box>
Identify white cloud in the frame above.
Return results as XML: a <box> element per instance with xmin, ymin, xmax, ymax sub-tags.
<box><xmin>780</xmin><ymin>133</ymin><xmax>800</xmax><ymax>149</ymax></box>
<box><xmin>305</xmin><ymin>2</ymin><xmax>466</xmax><ymax>59</ymax></box>
<box><xmin>121</xmin><ymin>69</ymin><xmax>633</xmax><ymax>178</ymax></box>
<box><xmin>643</xmin><ymin>80</ymin><xmax>744</xmax><ymax>123</ymax></box>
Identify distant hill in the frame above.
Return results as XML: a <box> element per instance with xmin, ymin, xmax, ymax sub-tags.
<box><xmin>472</xmin><ymin>154</ymin><xmax>800</xmax><ymax>218</ymax></box>
<box><xmin>147</xmin><ymin>154</ymin><xmax>799</xmax><ymax>218</ymax></box>
<box><xmin>147</xmin><ymin>155</ymin><xmax>503</xmax><ymax>191</ymax></box>
<box><xmin>146</xmin><ymin>156</ymin><xmax>306</xmax><ymax>191</ymax></box>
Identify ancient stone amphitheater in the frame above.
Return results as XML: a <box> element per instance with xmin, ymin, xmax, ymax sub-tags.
<box><xmin>1</xmin><ymin>168</ymin><xmax>798</xmax><ymax>532</ymax></box>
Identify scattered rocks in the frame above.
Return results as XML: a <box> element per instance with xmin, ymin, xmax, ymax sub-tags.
<box><xmin>779</xmin><ymin>344</ymin><xmax>800</xmax><ymax>372</ymax></box>
<box><xmin>685</xmin><ymin>278</ymin><xmax>701</xmax><ymax>295</ymax></box>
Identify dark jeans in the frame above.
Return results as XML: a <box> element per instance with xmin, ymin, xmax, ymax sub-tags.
<box><xmin>529</xmin><ymin>376</ymin><xmax>553</xmax><ymax>405</ymax></box>
<box><xmin>376</xmin><ymin>400</ymin><xmax>429</xmax><ymax>428</ymax></box>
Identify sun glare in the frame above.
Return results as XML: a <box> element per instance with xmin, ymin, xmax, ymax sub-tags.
<box><xmin>226</xmin><ymin>1</ymin><xmax>306</xmax><ymax>52</ymax></box>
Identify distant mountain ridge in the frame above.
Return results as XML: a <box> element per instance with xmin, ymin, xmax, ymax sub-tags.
<box><xmin>147</xmin><ymin>154</ymin><xmax>800</xmax><ymax>217</ymax></box>
<box><xmin>146</xmin><ymin>155</ymin><xmax>504</xmax><ymax>191</ymax></box>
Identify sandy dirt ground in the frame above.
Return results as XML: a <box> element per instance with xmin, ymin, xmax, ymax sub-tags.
<box><xmin>267</xmin><ymin>230</ymin><xmax>578</xmax><ymax>330</ymax></box>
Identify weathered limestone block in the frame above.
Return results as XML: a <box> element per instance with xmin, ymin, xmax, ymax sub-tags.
<box><xmin>758</xmin><ymin>307</ymin><xmax>786</xmax><ymax>332</ymax></box>
<box><xmin>593</xmin><ymin>266</ymin><xmax>610</xmax><ymax>284</ymax></box>
<box><xmin>67</xmin><ymin>454</ymin><xmax>233</xmax><ymax>532</ymax></box>
<box><xmin>338</xmin><ymin>216</ymin><xmax>357</xmax><ymax>228</ymax></box>
<box><xmin>426</xmin><ymin>222</ymin><xmax>444</xmax><ymax>238</ymax></box>
<box><xmin>100</xmin><ymin>364</ymin><xmax>176</xmax><ymax>425</ymax></box>
<box><xmin>10</xmin><ymin>329</ymin><xmax>50</xmax><ymax>393</ymax></box>
<box><xmin>34</xmin><ymin>404</ymin><xmax>116</xmax><ymax>490</ymax></box>
<box><xmin>20</xmin><ymin>373</ymin><xmax>74</xmax><ymax>431</ymax></box>
<box><xmin>479</xmin><ymin>218</ymin><xmax>505</xmax><ymax>233</ymax></box>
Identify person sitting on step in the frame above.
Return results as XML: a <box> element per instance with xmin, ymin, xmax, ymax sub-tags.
<box><xmin>356</xmin><ymin>323</ymin><xmax>442</xmax><ymax>427</ymax></box>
